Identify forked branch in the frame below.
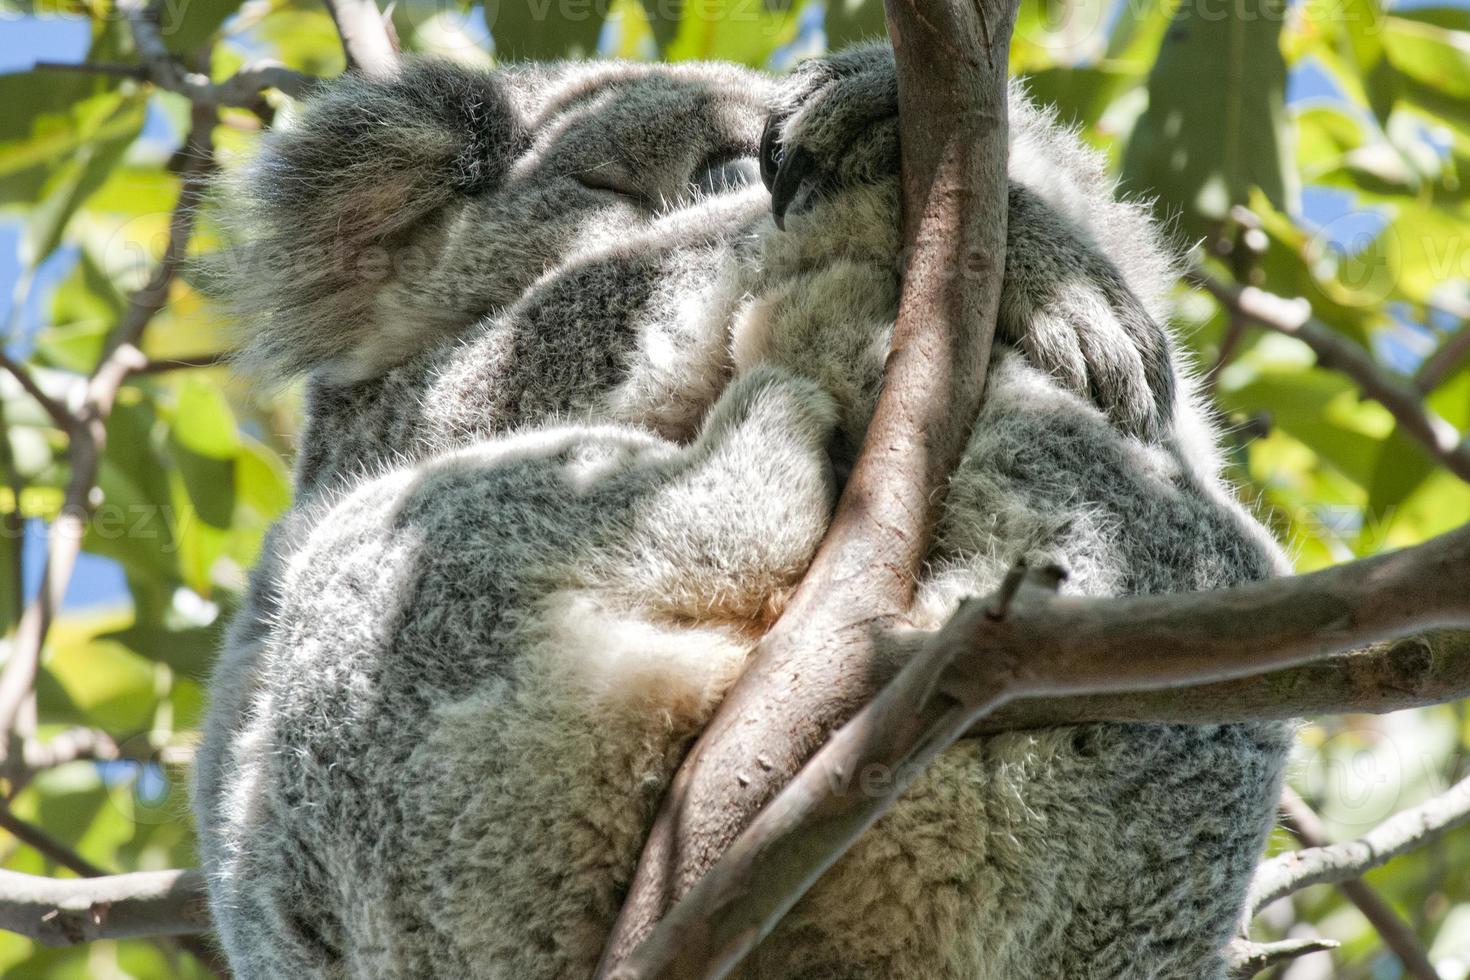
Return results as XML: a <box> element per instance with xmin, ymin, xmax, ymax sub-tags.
<box><xmin>611</xmin><ymin>523</ymin><xmax>1470</xmax><ymax>980</ymax></box>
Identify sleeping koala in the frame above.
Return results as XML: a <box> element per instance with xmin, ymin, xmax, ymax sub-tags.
<box><xmin>196</xmin><ymin>44</ymin><xmax>1289</xmax><ymax>979</ymax></box>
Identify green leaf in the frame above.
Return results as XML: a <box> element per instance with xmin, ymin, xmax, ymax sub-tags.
<box><xmin>1394</xmin><ymin>6</ymin><xmax>1470</xmax><ymax>33</ymax></box>
<box><xmin>86</xmin><ymin>396</ymin><xmax>180</xmax><ymax>584</ymax></box>
<box><xmin>1222</xmin><ymin>369</ymin><xmax>1384</xmax><ymax>486</ymax></box>
<box><xmin>1021</xmin><ymin>65</ymin><xmax>1142</xmax><ymax>133</ymax></box>
<box><xmin>1363</xmin><ymin>424</ymin><xmax>1437</xmax><ymax>520</ymax></box>
<box><xmin>663</xmin><ymin>0</ymin><xmax>799</xmax><ymax>65</ymax></box>
<box><xmin>1384</xmin><ymin>15</ymin><xmax>1470</xmax><ymax>101</ymax></box>
<box><xmin>105</xmin><ymin>615</ymin><xmax>223</xmax><ymax>682</ymax></box>
<box><xmin>824</xmin><ymin>0</ymin><xmax>887</xmax><ymax>50</ymax></box>
<box><xmin>43</xmin><ymin>610</ymin><xmax>159</xmax><ymax>733</ymax></box>
<box><xmin>167</xmin><ymin>378</ymin><xmax>239</xmax><ymax>530</ymax></box>
<box><xmin>237</xmin><ymin>436</ymin><xmax>291</xmax><ymax>520</ymax></box>
<box><xmin>640</xmin><ymin>0</ymin><xmax>685</xmax><ymax>51</ymax></box>
<box><xmin>485</xmin><ymin>0</ymin><xmax>608</xmax><ymax>59</ymax></box>
<box><xmin>1294</xmin><ymin>104</ymin><xmax>1365</xmax><ymax>178</ymax></box>
<box><xmin>39</xmin><ymin>249</ymin><xmax>126</xmax><ymax>374</ymax></box>
<box><xmin>1013</xmin><ymin>0</ymin><xmax>1114</xmax><ymax>67</ymax></box>
<box><xmin>1382</xmin><ymin>16</ymin><xmax>1470</xmax><ymax>130</ymax></box>
<box><xmin>156</xmin><ymin>0</ymin><xmax>245</xmax><ymax>56</ymax></box>
<box><xmin>28</xmin><ymin>91</ymin><xmax>146</xmax><ymax>262</ymax></box>
<box><xmin>1122</xmin><ymin>0</ymin><xmax>1296</xmax><ymax>240</ymax></box>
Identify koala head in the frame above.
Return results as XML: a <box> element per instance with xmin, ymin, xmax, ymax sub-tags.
<box><xmin>215</xmin><ymin>59</ymin><xmax>775</xmax><ymax>384</ymax></box>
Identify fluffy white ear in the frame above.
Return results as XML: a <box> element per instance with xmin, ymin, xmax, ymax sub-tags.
<box><xmin>210</xmin><ymin>59</ymin><xmax>526</xmax><ymax>384</ymax></box>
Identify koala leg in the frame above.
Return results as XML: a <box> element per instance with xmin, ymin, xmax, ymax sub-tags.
<box><xmin>608</xmin><ymin>365</ymin><xmax>840</xmax><ymax>624</ymax></box>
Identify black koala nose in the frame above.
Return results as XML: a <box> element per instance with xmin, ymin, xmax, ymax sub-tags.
<box><xmin>694</xmin><ymin>156</ymin><xmax>761</xmax><ymax>196</ymax></box>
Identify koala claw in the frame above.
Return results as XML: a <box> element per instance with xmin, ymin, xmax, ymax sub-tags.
<box><xmin>765</xmin><ymin>139</ymin><xmax>819</xmax><ymax>230</ymax></box>
<box><xmin>762</xmin><ymin>44</ymin><xmax>901</xmax><ymax>230</ymax></box>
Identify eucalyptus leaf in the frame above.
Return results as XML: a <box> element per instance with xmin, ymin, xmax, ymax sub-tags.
<box><xmin>1122</xmin><ymin>0</ymin><xmax>1295</xmax><ymax>240</ymax></box>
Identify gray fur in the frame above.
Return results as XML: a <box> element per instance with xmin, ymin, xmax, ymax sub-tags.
<box><xmin>197</xmin><ymin>44</ymin><xmax>1289</xmax><ymax>980</ymax></box>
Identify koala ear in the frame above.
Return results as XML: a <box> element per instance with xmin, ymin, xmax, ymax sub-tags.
<box><xmin>259</xmin><ymin>59</ymin><xmax>525</xmax><ymax>238</ymax></box>
<box><xmin>210</xmin><ymin>59</ymin><xmax>527</xmax><ymax>381</ymax></box>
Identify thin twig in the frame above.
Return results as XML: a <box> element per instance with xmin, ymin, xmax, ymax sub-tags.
<box><xmin>1415</xmin><ymin>322</ymin><xmax>1470</xmax><ymax>394</ymax></box>
<box><xmin>0</xmin><ymin>352</ymin><xmax>74</xmax><ymax>432</ymax></box>
<box><xmin>0</xmin><ymin>808</ymin><xmax>106</xmax><ymax>878</ymax></box>
<box><xmin>33</xmin><ymin>61</ymin><xmax>149</xmax><ymax>81</ymax></box>
<box><xmin>20</xmin><ymin>727</ymin><xmax>121</xmax><ymax>771</ymax></box>
<box><xmin>1225</xmin><ymin>936</ymin><xmax>1339</xmax><ymax>979</ymax></box>
<box><xmin>1250</xmin><ymin>769</ymin><xmax>1470</xmax><ymax>915</ymax></box>
<box><xmin>1191</xmin><ymin>272</ymin><xmax>1470</xmax><ymax>482</ymax></box>
<box><xmin>0</xmin><ymin>868</ymin><xmax>210</xmax><ymax>945</ymax></box>
<box><xmin>1279</xmin><ymin>788</ymin><xmax>1439</xmax><ymax>980</ymax></box>
<box><xmin>92</xmin><ymin>0</ymin><xmax>315</xmax><ymax>109</ymax></box>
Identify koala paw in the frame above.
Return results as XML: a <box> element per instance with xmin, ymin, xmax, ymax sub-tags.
<box><xmin>762</xmin><ymin>44</ymin><xmax>898</xmax><ymax>229</ymax></box>
<box><xmin>1003</xmin><ymin>185</ymin><xmax>1177</xmax><ymax>442</ymax></box>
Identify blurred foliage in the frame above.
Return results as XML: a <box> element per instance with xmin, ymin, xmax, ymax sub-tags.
<box><xmin>0</xmin><ymin>0</ymin><xmax>1467</xmax><ymax>976</ymax></box>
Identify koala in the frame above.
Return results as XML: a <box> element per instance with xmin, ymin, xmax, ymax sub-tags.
<box><xmin>195</xmin><ymin>43</ymin><xmax>1290</xmax><ymax>980</ymax></box>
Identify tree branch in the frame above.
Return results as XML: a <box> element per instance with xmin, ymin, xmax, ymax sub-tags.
<box><xmin>0</xmin><ymin>352</ymin><xmax>75</xmax><ymax>432</ymax></box>
<box><xmin>968</xmin><ymin>631</ymin><xmax>1470</xmax><ymax>732</ymax></box>
<box><xmin>35</xmin><ymin>59</ymin><xmax>313</xmax><ymax>110</ymax></box>
<box><xmin>0</xmin><ymin>869</ymin><xmax>210</xmax><ymax>946</ymax></box>
<box><xmin>1191</xmin><ymin>272</ymin><xmax>1470</xmax><ymax>482</ymax></box>
<box><xmin>1415</xmin><ymin>321</ymin><xmax>1470</xmax><ymax>394</ymax></box>
<box><xmin>111</xmin><ymin>0</ymin><xmax>313</xmax><ymax>109</ymax></box>
<box><xmin>610</xmin><ymin>522</ymin><xmax>1470</xmax><ymax>980</ymax></box>
<box><xmin>322</xmin><ymin>0</ymin><xmax>399</xmax><ymax>76</ymax></box>
<box><xmin>1279</xmin><ymin>788</ymin><xmax>1439</xmax><ymax>980</ymax></box>
<box><xmin>1250</xmin><ymin>764</ymin><xmax>1470</xmax><ymax>916</ymax></box>
<box><xmin>595</xmin><ymin>0</ymin><xmax>1020</xmax><ymax>971</ymax></box>
<box><xmin>0</xmin><ymin>808</ymin><xmax>106</xmax><ymax>878</ymax></box>
<box><xmin>1225</xmin><ymin>936</ymin><xmax>1339</xmax><ymax>979</ymax></box>
<box><xmin>0</xmin><ymin>103</ymin><xmax>217</xmax><ymax>764</ymax></box>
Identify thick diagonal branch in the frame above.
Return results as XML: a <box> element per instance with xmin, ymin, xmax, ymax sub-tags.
<box><xmin>595</xmin><ymin>0</ymin><xmax>1020</xmax><ymax>970</ymax></box>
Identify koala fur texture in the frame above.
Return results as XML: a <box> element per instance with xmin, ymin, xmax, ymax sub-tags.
<box><xmin>197</xmin><ymin>44</ymin><xmax>1291</xmax><ymax>980</ymax></box>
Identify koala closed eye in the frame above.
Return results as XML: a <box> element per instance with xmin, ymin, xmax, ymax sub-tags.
<box><xmin>573</xmin><ymin>165</ymin><xmax>651</xmax><ymax>203</ymax></box>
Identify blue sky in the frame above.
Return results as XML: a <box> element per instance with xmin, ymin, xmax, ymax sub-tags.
<box><xmin>0</xmin><ymin>2</ymin><xmax>1463</xmax><ymax>609</ymax></box>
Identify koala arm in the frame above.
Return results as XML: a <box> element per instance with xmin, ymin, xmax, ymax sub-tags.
<box><xmin>761</xmin><ymin>43</ymin><xmax>1180</xmax><ymax>442</ymax></box>
<box><xmin>216</xmin><ymin>60</ymin><xmax>527</xmax><ymax>383</ymax></box>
